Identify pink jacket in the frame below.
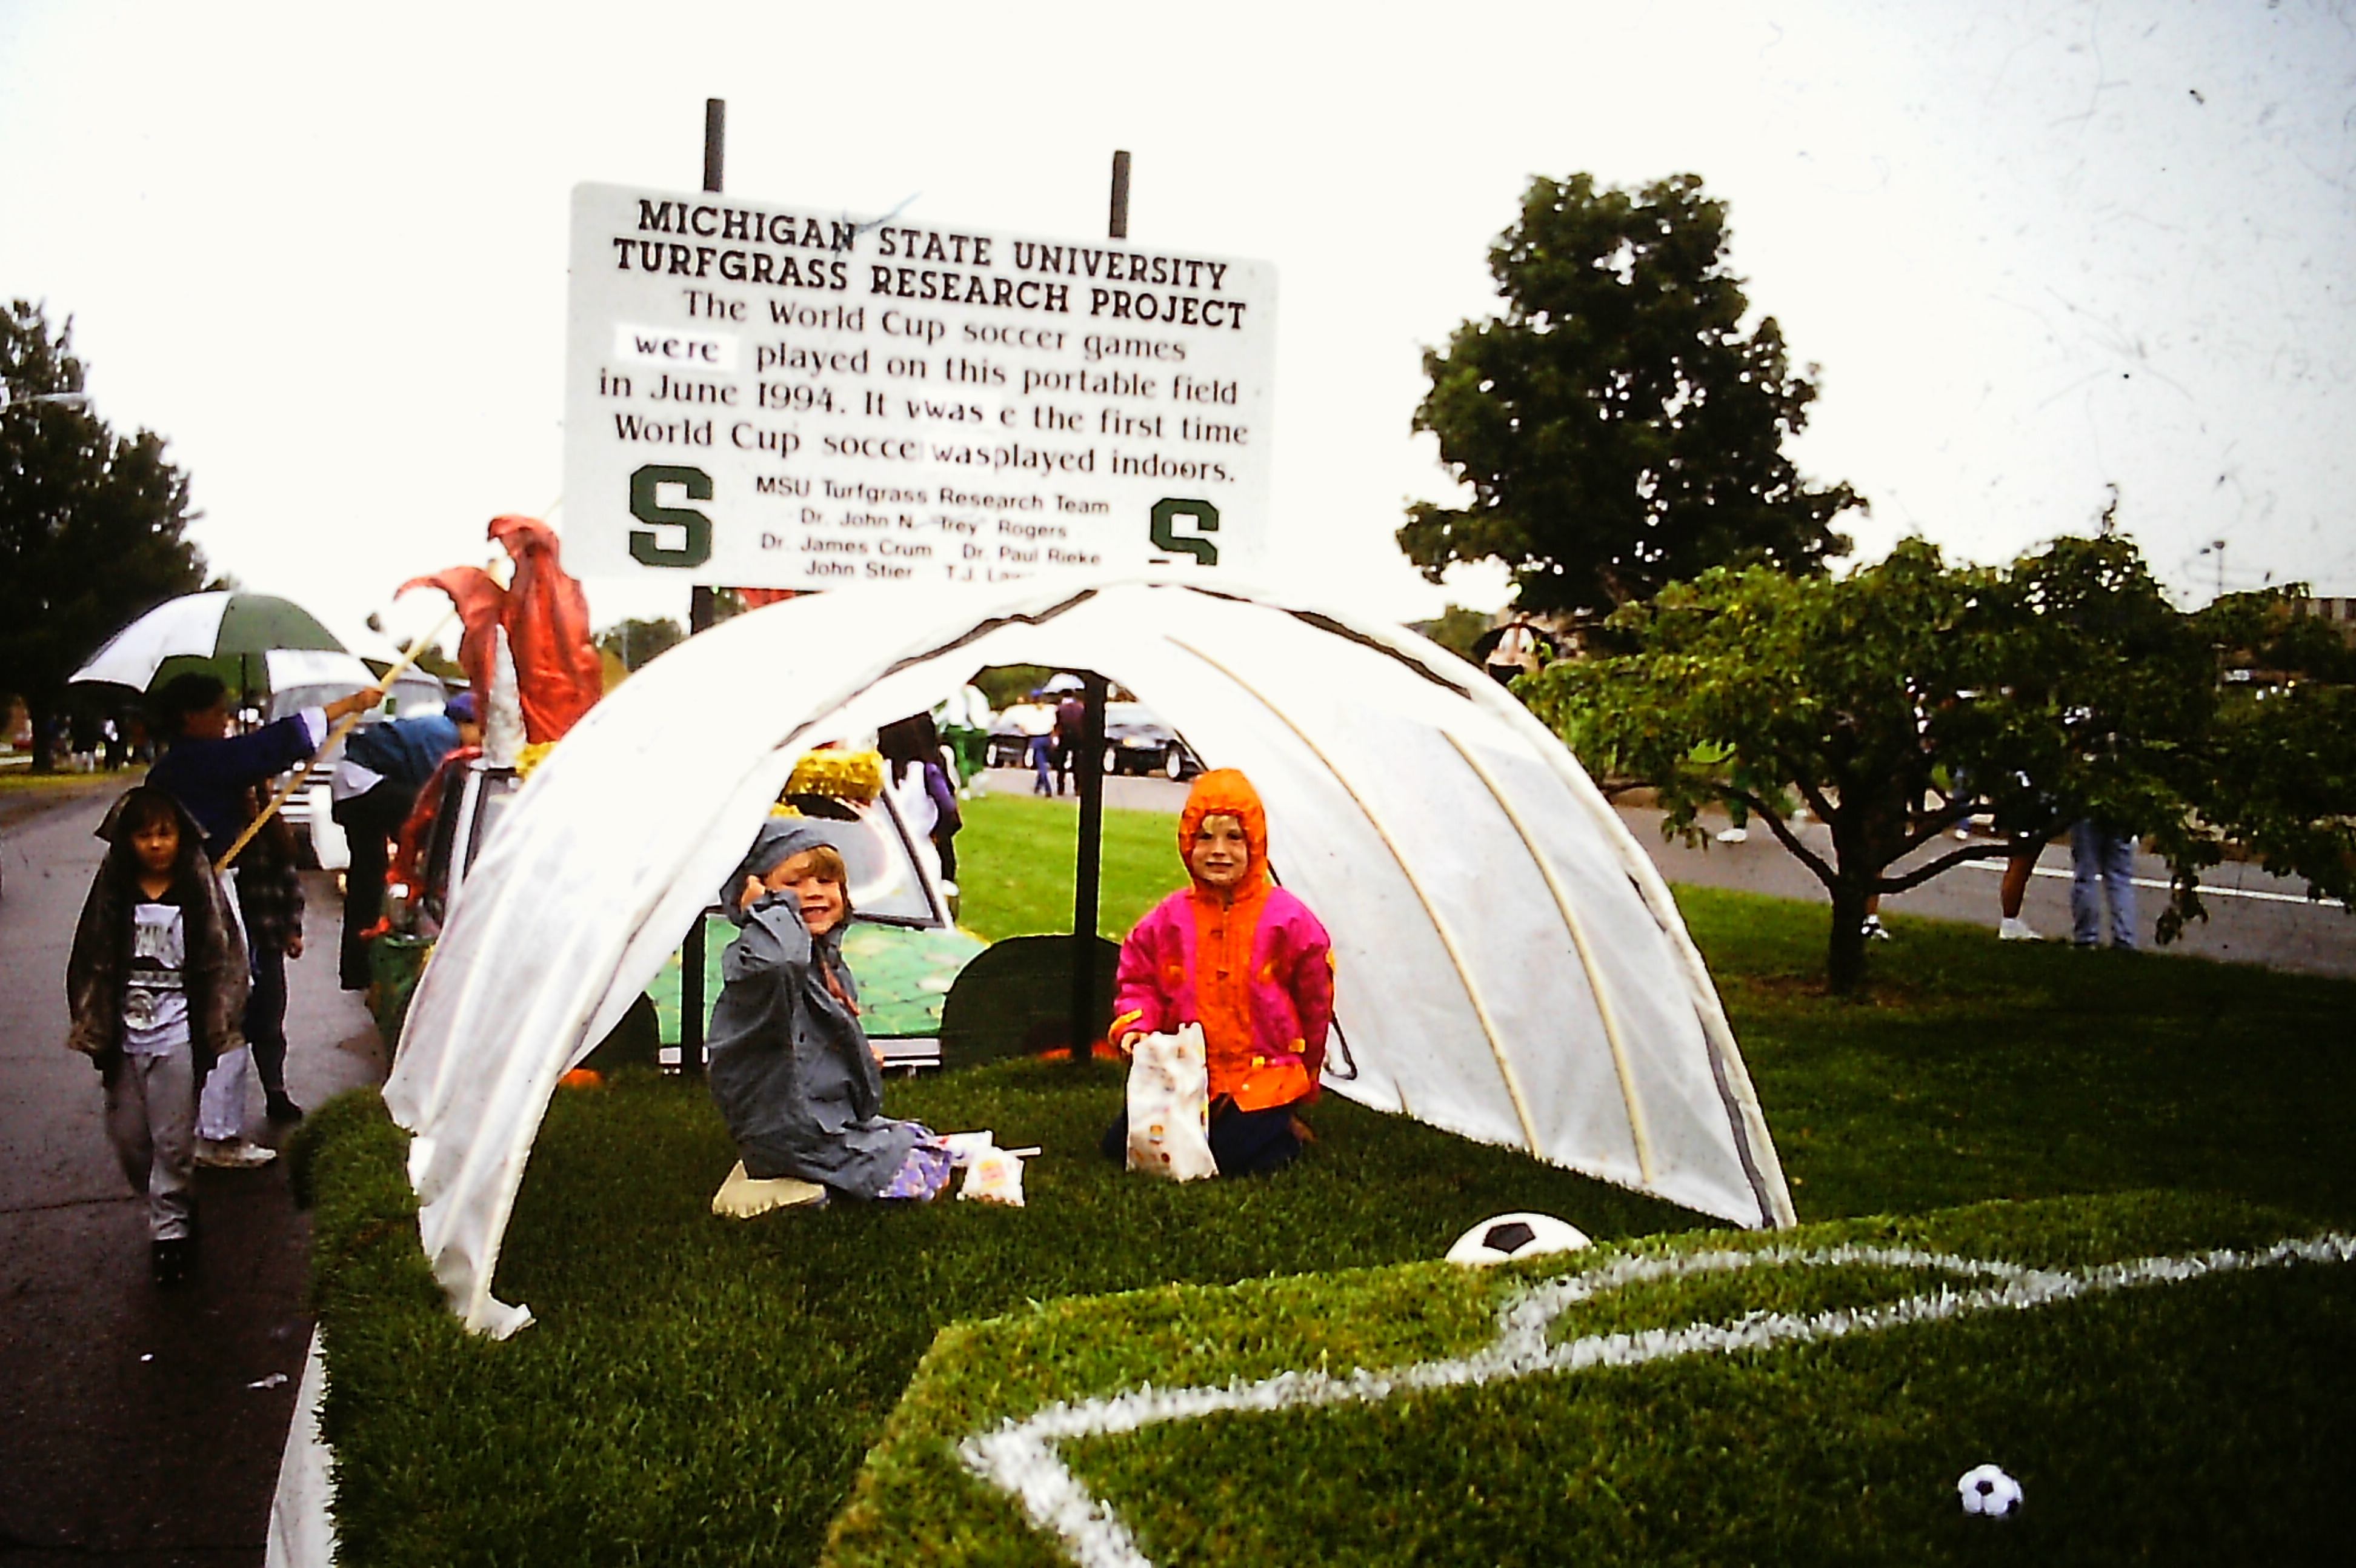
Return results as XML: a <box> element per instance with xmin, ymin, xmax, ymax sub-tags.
<box><xmin>1113</xmin><ymin>888</ymin><xmax>1336</xmax><ymax>1112</ymax></box>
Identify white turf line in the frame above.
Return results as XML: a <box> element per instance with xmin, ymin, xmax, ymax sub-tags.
<box><xmin>958</xmin><ymin>1234</ymin><xmax>2356</xmax><ymax>1568</ymax></box>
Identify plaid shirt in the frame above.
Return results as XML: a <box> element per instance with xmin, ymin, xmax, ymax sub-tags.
<box><xmin>235</xmin><ymin>799</ymin><xmax>306</xmax><ymax>957</ymax></box>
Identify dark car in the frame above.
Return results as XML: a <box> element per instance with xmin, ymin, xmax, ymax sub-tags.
<box><xmin>1102</xmin><ymin>702</ymin><xmax>1201</xmax><ymax>779</ymax></box>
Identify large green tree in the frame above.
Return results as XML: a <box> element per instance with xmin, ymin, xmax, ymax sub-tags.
<box><xmin>1521</xmin><ymin>536</ymin><xmax>2355</xmax><ymax>992</ymax></box>
<box><xmin>1</xmin><ymin>301</ymin><xmax>209</xmax><ymax>769</ymax></box>
<box><xmin>1402</xmin><ymin>174</ymin><xmax>1862</xmax><ymax>614</ymax></box>
<box><xmin>596</xmin><ymin>616</ymin><xmax>686</xmax><ymax>673</ymax></box>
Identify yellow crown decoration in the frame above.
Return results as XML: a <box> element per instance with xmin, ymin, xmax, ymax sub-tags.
<box><xmin>776</xmin><ymin>748</ymin><xmax>885</xmax><ymax>810</ymax></box>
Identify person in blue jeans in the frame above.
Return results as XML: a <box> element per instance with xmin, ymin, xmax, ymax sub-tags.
<box><xmin>1028</xmin><ymin>732</ymin><xmax>1054</xmax><ymax>796</ymax></box>
<box><xmin>2069</xmin><ymin>819</ymin><xmax>2138</xmax><ymax>949</ymax></box>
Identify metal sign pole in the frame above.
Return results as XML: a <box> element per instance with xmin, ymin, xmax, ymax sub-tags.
<box><xmin>679</xmin><ymin>95</ymin><xmax>726</xmax><ymax>1079</ymax></box>
<box><xmin>1068</xmin><ymin>151</ymin><xmax>1130</xmax><ymax>1065</ymax></box>
<box><xmin>1069</xmin><ymin>671</ymin><xmax>1108</xmax><ymax>1063</ymax></box>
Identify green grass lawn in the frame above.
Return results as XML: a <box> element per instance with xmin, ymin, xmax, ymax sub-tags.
<box><xmin>951</xmin><ymin>792</ymin><xmax>1188</xmax><ymax>942</ymax></box>
<box><xmin>1685</xmin><ymin>887</ymin><xmax>2356</xmax><ymax>1224</ymax></box>
<box><xmin>297</xmin><ymin>811</ymin><xmax>2356</xmax><ymax>1566</ymax></box>
<box><xmin>0</xmin><ymin>768</ymin><xmax>121</xmax><ymax>789</ymax></box>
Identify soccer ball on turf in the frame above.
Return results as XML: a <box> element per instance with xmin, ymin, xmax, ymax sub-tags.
<box><xmin>1443</xmin><ymin>1212</ymin><xmax>1591</xmax><ymax>1266</ymax></box>
<box><xmin>1957</xmin><ymin>1463</ymin><xmax>2023</xmax><ymax>1518</ymax></box>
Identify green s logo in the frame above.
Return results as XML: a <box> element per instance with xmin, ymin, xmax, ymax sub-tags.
<box><xmin>629</xmin><ymin>465</ymin><xmax>714</xmax><ymax>568</ymax></box>
<box><xmin>1150</xmin><ymin>497</ymin><xmax>1219</xmax><ymax>566</ymax></box>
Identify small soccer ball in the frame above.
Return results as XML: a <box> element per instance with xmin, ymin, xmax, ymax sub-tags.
<box><xmin>1957</xmin><ymin>1463</ymin><xmax>2023</xmax><ymax>1518</ymax></box>
<box><xmin>1444</xmin><ymin>1212</ymin><xmax>1591</xmax><ymax>1266</ymax></box>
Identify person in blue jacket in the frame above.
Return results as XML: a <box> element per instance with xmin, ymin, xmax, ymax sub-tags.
<box><xmin>147</xmin><ymin>673</ymin><xmax>382</xmax><ymax>1154</ymax></box>
<box><xmin>330</xmin><ymin>691</ymin><xmax>482</xmax><ymax>988</ymax></box>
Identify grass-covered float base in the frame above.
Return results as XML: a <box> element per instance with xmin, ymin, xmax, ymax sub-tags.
<box><xmin>298</xmin><ymin>883</ymin><xmax>2356</xmax><ymax>1566</ymax></box>
<box><xmin>295</xmin><ymin>1061</ymin><xmax>1705</xmax><ymax>1567</ymax></box>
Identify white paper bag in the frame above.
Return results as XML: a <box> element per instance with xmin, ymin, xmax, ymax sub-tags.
<box><xmin>957</xmin><ymin>1145</ymin><xmax>1030</xmax><ymax>1206</ymax></box>
<box><xmin>1125</xmin><ymin>1023</ymin><xmax>1216</xmax><ymax>1181</ymax></box>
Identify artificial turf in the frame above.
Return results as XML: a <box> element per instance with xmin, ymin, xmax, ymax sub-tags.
<box><xmin>827</xmin><ymin>1191</ymin><xmax>2353</xmax><ymax>1567</ymax></box>
<box><xmin>298</xmin><ymin>1062</ymin><xmax>1706</xmax><ymax>1566</ymax></box>
<box><xmin>296</xmin><ymin>823</ymin><xmax>2356</xmax><ymax>1566</ymax></box>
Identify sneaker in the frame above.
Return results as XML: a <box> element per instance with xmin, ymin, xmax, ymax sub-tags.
<box><xmin>265</xmin><ymin>1091</ymin><xmax>305</xmax><ymax>1124</ymax></box>
<box><xmin>711</xmin><ymin>1161</ymin><xmax>829</xmax><ymax>1219</ymax></box>
<box><xmin>195</xmin><ymin>1138</ymin><xmax>278</xmax><ymax>1170</ymax></box>
<box><xmin>151</xmin><ymin>1236</ymin><xmax>196</xmax><ymax>1286</ymax></box>
<box><xmin>1998</xmin><ymin>916</ymin><xmax>2043</xmax><ymax>942</ymax></box>
<box><xmin>1862</xmin><ymin>914</ymin><xmax>1891</xmax><ymax>942</ymax></box>
<box><xmin>1715</xmin><ymin>825</ymin><xmax>1749</xmax><ymax>844</ymax></box>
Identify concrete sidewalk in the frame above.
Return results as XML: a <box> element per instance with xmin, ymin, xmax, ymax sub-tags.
<box><xmin>0</xmin><ymin>787</ymin><xmax>387</xmax><ymax>1565</ymax></box>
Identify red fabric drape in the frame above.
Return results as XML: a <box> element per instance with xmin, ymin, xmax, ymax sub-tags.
<box><xmin>398</xmin><ymin>516</ymin><xmax>604</xmax><ymax>743</ymax></box>
<box><xmin>488</xmin><ymin>515</ymin><xmax>602</xmax><ymax>742</ymax></box>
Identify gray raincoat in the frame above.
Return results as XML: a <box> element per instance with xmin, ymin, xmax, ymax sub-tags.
<box><xmin>705</xmin><ymin>820</ymin><xmax>920</xmax><ymax>1197</ymax></box>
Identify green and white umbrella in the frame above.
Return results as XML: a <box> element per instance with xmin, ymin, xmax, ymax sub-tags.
<box><xmin>70</xmin><ymin>590</ymin><xmax>373</xmax><ymax>700</ymax></box>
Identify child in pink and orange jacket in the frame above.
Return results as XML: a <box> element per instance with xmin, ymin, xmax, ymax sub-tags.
<box><xmin>1101</xmin><ymin>768</ymin><xmax>1335</xmax><ymax>1176</ymax></box>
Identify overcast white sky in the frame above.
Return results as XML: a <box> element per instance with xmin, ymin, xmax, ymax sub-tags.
<box><xmin>4</xmin><ymin>0</ymin><xmax>2351</xmax><ymax>661</ymax></box>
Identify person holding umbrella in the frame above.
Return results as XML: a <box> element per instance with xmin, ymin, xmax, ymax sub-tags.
<box><xmin>147</xmin><ymin>671</ymin><xmax>384</xmax><ymax>1158</ymax></box>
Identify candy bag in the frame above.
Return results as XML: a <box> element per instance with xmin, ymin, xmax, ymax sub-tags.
<box><xmin>1125</xmin><ymin>1023</ymin><xmax>1216</xmax><ymax>1181</ymax></box>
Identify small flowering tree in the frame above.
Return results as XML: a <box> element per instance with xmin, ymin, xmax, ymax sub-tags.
<box><xmin>1521</xmin><ymin>537</ymin><xmax>2227</xmax><ymax>991</ymax></box>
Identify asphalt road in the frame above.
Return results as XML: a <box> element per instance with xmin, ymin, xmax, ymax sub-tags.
<box><xmin>0</xmin><ymin>786</ymin><xmax>384</xmax><ymax>1566</ymax></box>
<box><xmin>1623</xmin><ymin>806</ymin><xmax>2356</xmax><ymax>981</ymax></box>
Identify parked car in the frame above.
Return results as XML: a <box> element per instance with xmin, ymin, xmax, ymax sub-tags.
<box><xmin>1102</xmin><ymin>702</ymin><xmax>1200</xmax><ymax>778</ymax></box>
<box><xmin>987</xmin><ymin>703</ymin><xmax>1051</xmax><ymax>766</ymax></box>
<box><xmin>986</xmin><ymin>700</ymin><xmax>1200</xmax><ymax>779</ymax></box>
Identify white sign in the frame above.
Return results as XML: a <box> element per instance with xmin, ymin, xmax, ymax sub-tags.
<box><xmin>563</xmin><ymin>182</ymin><xmax>1276</xmax><ymax>589</ymax></box>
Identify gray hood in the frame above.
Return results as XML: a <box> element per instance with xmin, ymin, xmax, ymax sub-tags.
<box><xmin>722</xmin><ymin>817</ymin><xmax>836</xmax><ymax>924</ymax></box>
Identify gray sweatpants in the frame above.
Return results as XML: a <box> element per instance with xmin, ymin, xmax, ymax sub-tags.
<box><xmin>105</xmin><ymin>1045</ymin><xmax>198</xmax><ymax>1241</ymax></box>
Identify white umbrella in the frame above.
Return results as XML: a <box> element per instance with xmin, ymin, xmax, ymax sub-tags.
<box><xmin>71</xmin><ymin>590</ymin><xmax>352</xmax><ymax>698</ymax></box>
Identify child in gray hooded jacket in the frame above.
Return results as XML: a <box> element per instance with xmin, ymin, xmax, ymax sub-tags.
<box><xmin>705</xmin><ymin>819</ymin><xmax>951</xmax><ymax>1202</ymax></box>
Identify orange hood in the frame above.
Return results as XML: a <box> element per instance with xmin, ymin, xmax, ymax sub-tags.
<box><xmin>1177</xmin><ymin>769</ymin><xmax>1269</xmax><ymax>895</ymax></box>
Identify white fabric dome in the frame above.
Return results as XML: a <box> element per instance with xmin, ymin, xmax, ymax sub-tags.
<box><xmin>382</xmin><ymin>576</ymin><xmax>1794</xmax><ymax>1335</ymax></box>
